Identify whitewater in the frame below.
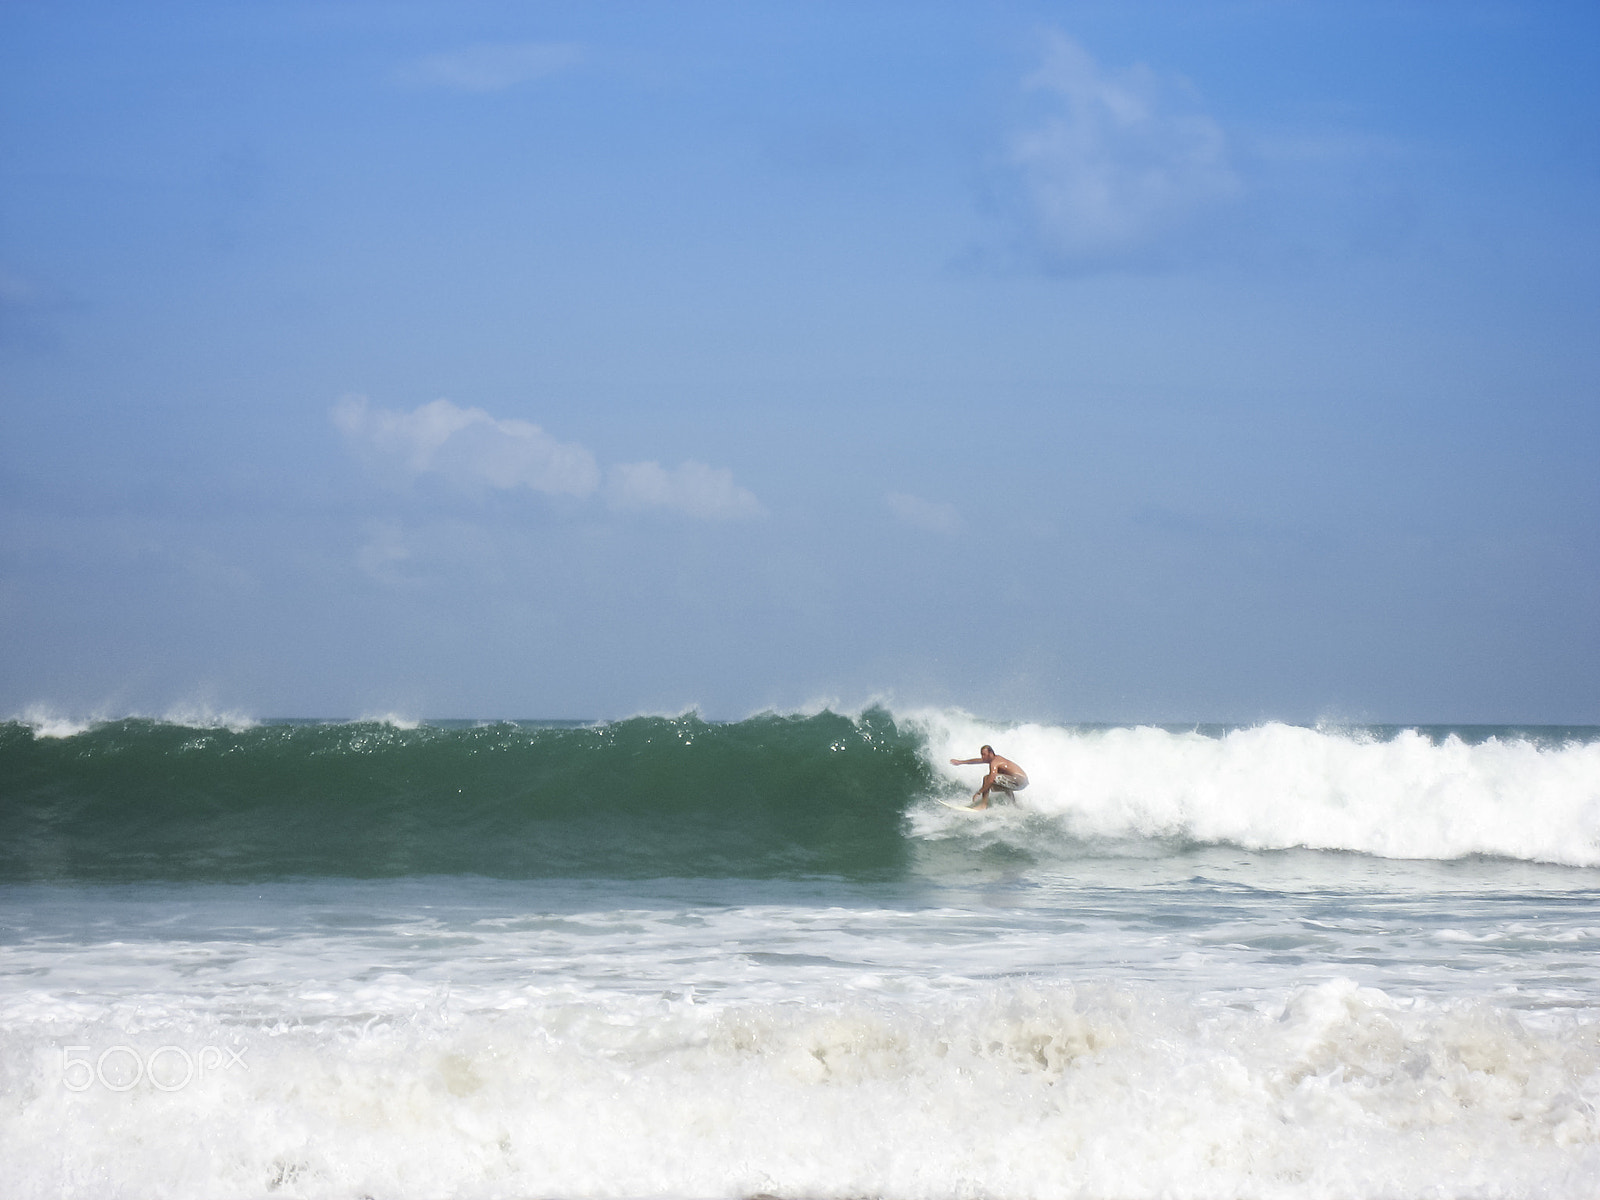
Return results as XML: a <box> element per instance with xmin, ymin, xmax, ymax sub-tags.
<box><xmin>3</xmin><ymin>707</ymin><xmax>1600</xmax><ymax>1198</ymax></box>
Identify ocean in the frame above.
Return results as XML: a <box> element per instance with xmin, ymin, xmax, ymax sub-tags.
<box><xmin>4</xmin><ymin>707</ymin><xmax>1600</xmax><ymax>1199</ymax></box>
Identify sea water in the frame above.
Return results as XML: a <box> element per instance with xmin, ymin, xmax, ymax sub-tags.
<box><xmin>3</xmin><ymin>709</ymin><xmax>1599</xmax><ymax>1198</ymax></box>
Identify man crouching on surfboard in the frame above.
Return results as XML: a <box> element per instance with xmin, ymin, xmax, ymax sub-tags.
<box><xmin>949</xmin><ymin>745</ymin><xmax>1028</xmax><ymax>809</ymax></box>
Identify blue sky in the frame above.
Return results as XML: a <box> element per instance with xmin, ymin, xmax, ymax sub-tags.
<box><xmin>2</xmin><ymin>1</ymin><xmax>1597</xmax><ymax>722</ymax></box>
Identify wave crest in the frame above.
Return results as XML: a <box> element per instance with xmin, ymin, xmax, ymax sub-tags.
<box><xmin>913</xmin><ymin>713</ymin><xmax>1600</xmax><ymax>866</ymax></box>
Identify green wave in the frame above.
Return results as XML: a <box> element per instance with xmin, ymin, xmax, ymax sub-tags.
<box><xmin>0</xmin><ymin>709</ymin><xmax>931</xmax><ymax>882</ymax></box>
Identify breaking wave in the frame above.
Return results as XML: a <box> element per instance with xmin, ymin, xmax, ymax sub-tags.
<box><xmin>3</xmin><ymin>708</ymin><xmax>1598</xmax><ymax>880</ymax></box>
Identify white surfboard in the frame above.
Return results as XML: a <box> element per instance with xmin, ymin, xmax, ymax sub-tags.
<box><xmin>937</xmin><ymin>799</ymin><xmax>987</xmax><ymax>814</ymax></box>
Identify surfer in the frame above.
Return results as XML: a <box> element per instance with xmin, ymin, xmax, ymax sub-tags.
<box><xmin>949</xmin><ymin>745</ymin><xmax>1028</xmax><ymax>809</ymax></box>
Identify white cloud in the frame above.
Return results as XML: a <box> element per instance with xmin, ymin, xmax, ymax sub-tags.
<box><xmin>886</xmin><ymin>491</ymin><xmax>963</xmax><ymax>536</ymax></box>
<box><xmin>607</xmin><ymin>461</ymin><xmax>766</xmax><ymax>521</ymax></box>
<box><xmin>1009</xmin><ymin>32</ymin><xmax>1240</xmax><ymax>268</ymax></box>
<box><xmin>333</xmin><ymin>397</ymin><xmax>766</xmax><ymax>521</ymax></box>
<box><xmin>400</xmin><ymin>42</ymin><xmax>581</xmax><ymax>92</ymax></box>
<box><xmin>332</xmin><ymin>396</ymin><xmax>600</xmax><ymax>497</ymax></box>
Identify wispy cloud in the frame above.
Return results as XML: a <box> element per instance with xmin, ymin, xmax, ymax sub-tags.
<box><xmin>333</xmin><ymin>396</ymin><xmax>764</xmax><ymax>521</ymax></box>
<box><xmin>1008</xmin><ymin>32</ymin><xmax>1241</xmax><ymax>270</ymax></box>
<box><xmin>886</xmin><ymin>491</ymin><xmax>962</xmax><ymax>536</ymax></box>
<box><xmin>608</xmin><ymin>461</ymin><xmax>766</xmax><ymax>521</ymax></box>
<box><xmin>332</xmin><ymin>396</ymin><xmax>600</xmax><ymax>497</ymax></box>
<box><xmin>399</xmin><ymin>41</ymin><xmax>581</xmax><ymax>93</ymax></box>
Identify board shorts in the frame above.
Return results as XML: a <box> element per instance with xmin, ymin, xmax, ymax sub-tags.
<box><xmin>995</xmin><ymin>772</ymin><xmax>1027</xmax><ymax>792</ymax></box>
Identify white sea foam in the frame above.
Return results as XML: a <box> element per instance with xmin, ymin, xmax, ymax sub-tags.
<box><xmin>6</xmin><ymin>977</ymin><xmax>1598</xmax><ymax>1199</ymax></box>
<box><xmin>911</xmin><ymin>711</ymin><xmax>1600</xmax><ymax>866</ymax></box>
<box><xmin>6</xmin><ymin>868</ymin><xmax>1600</xmax><ymax>1199</ymax></box>
<box><xmin>15</xmin><ymin>704</ymin><xmax>97</xmax><ymax>738</ymax></box>
<box><xmin>11</xmin><ymin>702</ymin><xmax>259</xmax><ymax>737</ymax></box>
<box><xmin>157</xmin><ymin>702</ymin><xmax>258</xmax><ymax>732</ymax></box>
<box><xmin>352</xmin><ymin>711</ymin><xmax>422</xmax><ymax>730</ymax></box>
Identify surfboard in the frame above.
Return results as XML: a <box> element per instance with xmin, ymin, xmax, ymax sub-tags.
<box><xmin>937</xmin><ymin>799</ymin><xmax>986</xmax><ymax>814</ymax></box>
